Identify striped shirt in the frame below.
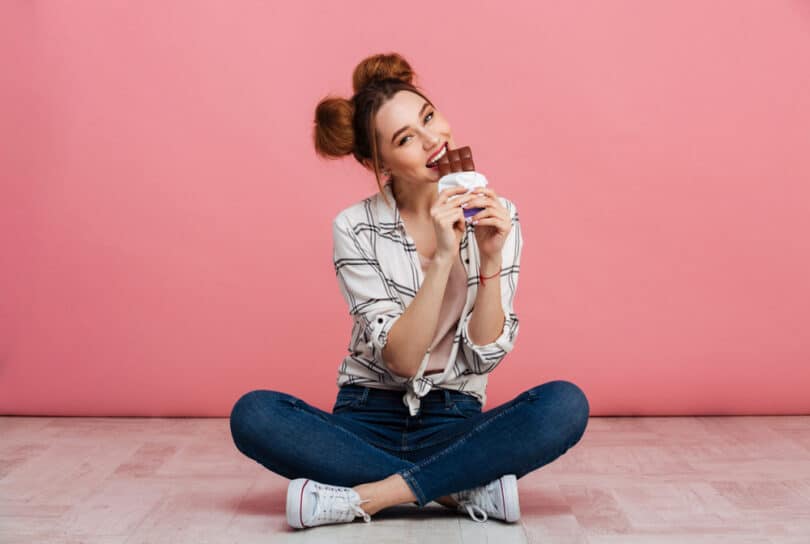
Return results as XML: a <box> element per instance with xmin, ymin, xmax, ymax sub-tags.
<box><xmin>332</xmin><ymin>181</ymin><xmax>523</xmax><ymax>416</ymax></box>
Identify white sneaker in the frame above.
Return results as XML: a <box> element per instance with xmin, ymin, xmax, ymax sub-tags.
<box><xmin>451</xmin><ymin>474</ymin><xmax>520</xmax><ymax>523</ymax></box>
<box><xmin>286</xmin><ymin>478</ymin><xmax>372</xmax><ymax>529</ymax></box>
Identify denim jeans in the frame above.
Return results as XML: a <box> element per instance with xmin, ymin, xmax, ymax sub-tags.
<box><xmin>229</xmin><ymin>379</ymin><xmax>589</xmax><ymax>507</ymax></box>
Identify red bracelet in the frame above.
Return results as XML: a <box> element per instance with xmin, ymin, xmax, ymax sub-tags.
<box><xmin>479</xmin><ymin>269</ymin><xmax>501</xmax><ymax>286</ymax></box>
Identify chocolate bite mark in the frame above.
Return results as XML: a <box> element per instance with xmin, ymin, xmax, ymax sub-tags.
<box><xmin>437</xmin><ymin>145</ymin><xmax>475</xmax><ymax>176</ymax></box>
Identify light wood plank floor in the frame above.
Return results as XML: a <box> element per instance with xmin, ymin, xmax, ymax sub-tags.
<box><xmin>1</xmin><ymin>416</ymin><xmax>809</xmax><ymax>543</ymax></box>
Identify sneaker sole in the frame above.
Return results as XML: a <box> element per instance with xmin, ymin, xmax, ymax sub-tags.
<box><xmin>286</xmin><ymin>478</ymin><xmax>310</xmax><ymax>529</ymax></box>
<box><xmin>500</xmin><ymin>474</ymin><xmax>521</xmax><ymax>522</ymax></box>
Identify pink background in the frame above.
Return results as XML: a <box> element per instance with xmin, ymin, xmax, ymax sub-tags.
<box><xmin>2</xmin><ymin>1</ymin><xmax>809</xmax><ymax>416</ymax></box>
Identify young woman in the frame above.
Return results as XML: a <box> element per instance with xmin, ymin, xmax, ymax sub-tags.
<box><xmin>229</xmin><ymin>52</ymin><xmax>589</xmax><ymax>529</ymax></box>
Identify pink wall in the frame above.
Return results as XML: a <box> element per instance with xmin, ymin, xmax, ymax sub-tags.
<box><xmin>2</xmin><ymin>1</ymin><xmax>809</xmax><ymax>416</ymax></box>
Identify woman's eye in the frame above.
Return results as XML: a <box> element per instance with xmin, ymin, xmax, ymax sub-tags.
<box><xmin>398</xmin><ymin>112</ymin><xmax>435</xmax><ymax>146</ymax></box>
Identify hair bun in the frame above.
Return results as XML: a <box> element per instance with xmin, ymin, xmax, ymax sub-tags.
<box><xmin>352</xmin><ymin>52</ymin><xmax>415</xmax><ymax>94</ymax></box>
<box><xmin>313</xmin><ymin>96</ymin><xmax>354</xmax><ymax>159</ymax></box>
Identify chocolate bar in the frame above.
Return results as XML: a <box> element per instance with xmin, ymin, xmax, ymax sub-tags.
<box><xmin>437</xmin><ymin>146</ymin><xmax>475</xmax><ymax>176</ymax></box>
<box><xmin>436</xmin><ymin>146</ymin><xmax>484</xmax><ymax>218</ymax></box>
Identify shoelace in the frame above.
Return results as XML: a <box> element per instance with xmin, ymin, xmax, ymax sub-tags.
<box><xmin>312</xmin><ymin>484</ymin><xmax>372</xmax><ymax>523</ymax></box>
<box><xmin>459</xmin><ymin>501</ymin><xmax>488</xmax><ymax>522</ymax></box>
<box><xmin>455</xmin><ymin>486</ymin><xmax>494</xmax><ymax>522</ymax></box>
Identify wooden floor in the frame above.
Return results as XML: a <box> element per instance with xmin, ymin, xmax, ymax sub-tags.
<box><xmin>1</xmin><ymin>415</ymin><xmax>809</xmax><ymax>543</ymax></box>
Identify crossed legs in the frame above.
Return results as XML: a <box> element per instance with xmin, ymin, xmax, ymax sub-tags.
<box><xmin>229</xmin><ymin>380</ymin><xmax>589</xmax><ymax>511</ymax></box>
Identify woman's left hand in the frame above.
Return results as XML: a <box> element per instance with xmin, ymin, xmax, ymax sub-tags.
<box><xmin>463</xmin><ymin>187</ymin><xmax>512</xmax><ymax>259</ymax></box>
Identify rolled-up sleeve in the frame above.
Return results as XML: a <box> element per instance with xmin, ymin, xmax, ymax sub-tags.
<box><xmin>459</xmin><ymin>198</ymin><xmax>522</xmax><ymax>373</ymax></box>
<box><xmin>332</xmin><ymin>215</ymin><xmax>404</xmax><ymax>368</ymax></box>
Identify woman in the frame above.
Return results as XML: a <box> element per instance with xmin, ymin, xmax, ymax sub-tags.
<box><xmin>229</xmin><ymin>52</ymin><xmax>589</xmax><ymax>529</ymax></box>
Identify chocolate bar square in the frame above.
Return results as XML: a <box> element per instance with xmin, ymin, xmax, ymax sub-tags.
<box><xmin>437</xmin><ymin>146</ymin><xmax>475</xmax><ymax>176</ymax></box>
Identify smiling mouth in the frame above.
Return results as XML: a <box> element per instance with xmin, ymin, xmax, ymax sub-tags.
<box><xmin>426</xmin><ymin>143</ymin><xmax>448</xmax><ymax>168</ymax></box>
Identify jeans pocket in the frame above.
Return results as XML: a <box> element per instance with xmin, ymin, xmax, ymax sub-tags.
<box><xmin>449</xmin><ymin>397</ymin><xmax>483</xmax><ymax>418</ymax></box>
<box><xmin>332</xmin><ymin>391</ymin><xmax>364</xmax><ymax>413</ymax></box>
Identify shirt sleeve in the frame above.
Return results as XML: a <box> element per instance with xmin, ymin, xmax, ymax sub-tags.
<box><xmin>459</xmin><ymin>197</ymin><xmax>523</xmax><ymax>374</ymax></box>
<box><xmin>332</xmin><ymin>214</ymin><xmax>405</xmax><ymax>371</ymax></box>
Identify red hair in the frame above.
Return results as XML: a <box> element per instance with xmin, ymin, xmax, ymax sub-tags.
<box><xmin>313</xmin><ymin>52</ymin><xmax>434</xmax><ymax>206</ymax></box>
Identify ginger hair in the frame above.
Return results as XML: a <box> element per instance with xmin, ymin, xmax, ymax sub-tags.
<box><xmin>313</xmin><ymin>52</ymin><xmax>434</xmax><ymax>206</ymax></box>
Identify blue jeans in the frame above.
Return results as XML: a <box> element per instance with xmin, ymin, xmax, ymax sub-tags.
<box><xmin>229</xmin><ymin>380</ymin><xmax>589</xmax><ymax>507</ymax></box>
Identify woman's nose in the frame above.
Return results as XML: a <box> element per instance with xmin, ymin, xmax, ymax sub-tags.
<box><xmin>424</xmin><ymin>133</ymin><xmax>440</xmax><ymax>148</ymax></box>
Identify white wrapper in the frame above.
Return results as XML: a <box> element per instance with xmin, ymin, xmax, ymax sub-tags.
<box><xmin>437</xmin><ymin>171</ymin><xmax>489</xmax><ymax>197</ymax></box>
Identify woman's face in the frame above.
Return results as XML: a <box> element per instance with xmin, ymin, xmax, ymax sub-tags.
<box><xmin>372</xmin><ymin>90</ymin><xmax>456</xmax><ymax>185</ymax></box>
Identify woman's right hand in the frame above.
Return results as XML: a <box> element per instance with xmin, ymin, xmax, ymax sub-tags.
<box><xmin>432</xmin><ymin>186</ymin><xmax>469</xmax><ymax>260</ymax></box>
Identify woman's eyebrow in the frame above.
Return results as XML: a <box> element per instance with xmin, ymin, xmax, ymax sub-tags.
<box><xmin>390</xmin><ymin>102</ymin><xmax>431</xmax><ymax>144</ymax></box>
